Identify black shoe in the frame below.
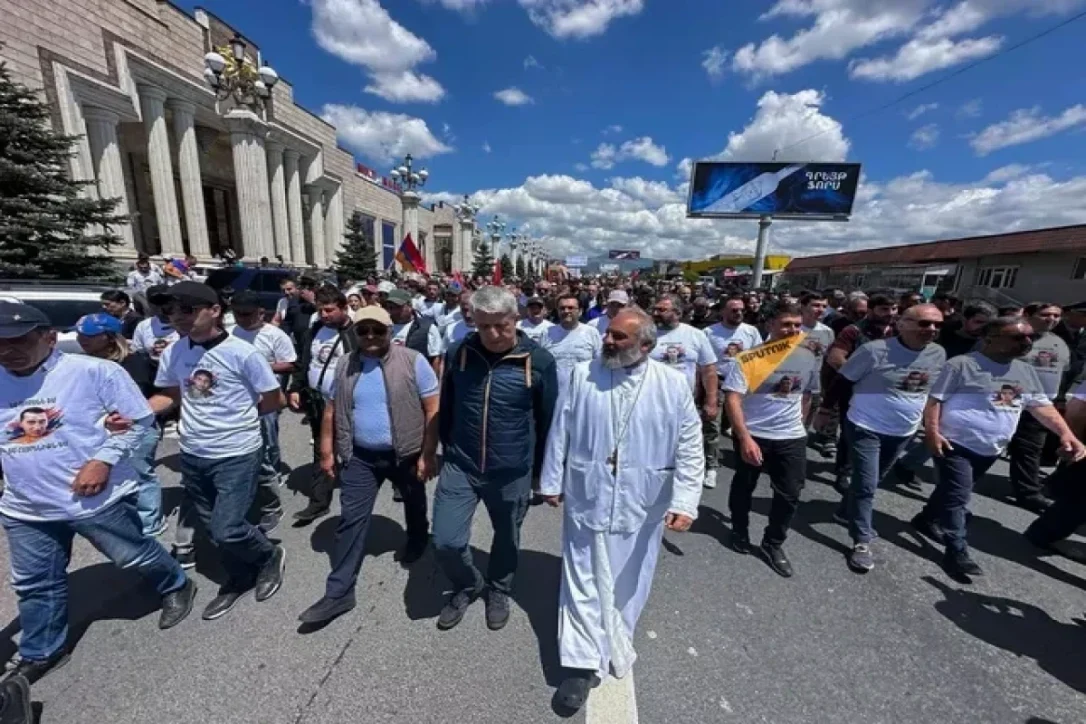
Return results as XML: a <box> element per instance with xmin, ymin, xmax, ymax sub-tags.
<box><xmin>1014</xmin><ymin>495</ymin><xmax>1054</xmax><ymax>515</ymax></box>
<box><xmin>942</xmin><ymin>548</ymin><xmax>983</xmax><ymax>578</ymax></box>
<box><xmin>485</xmin><ymin>589</ymin><xmax>511</xmax><ymax>631</ymax></box>
<box><xmin>760</xmin><ymin>541</ymin><xmax>793</xmax><ymax>578</ymax></box>
<box><xmin>555</xmin><ymin>668</ymin><xmax>601</xmax><ymax>712</ymax></box>
<box><xmin>298</xmin><ymin>593</ymin><xmax>356</xmax><ymax>625</ymax></box>
<box><xmin>398</xmin><ymin>536</ymin><xmax>429</xmax><ymax>567</ymax></box>
<box><xmin>833</xmin><ymin>473</ymin><xmax>850</xmax><ymax>496</ymax></box>
<box><xmin>159</xmin><ymin>577</ymin><xmax>197</xmax><ymax>630</ymax></box>
<box><xmin>4</xmin><ymin>650</ymin><xmax>70</xmax><ymax>685</ymax></box>
<box><xmin>172</xmin><ymin>548</ymin><xmax>196</xmax><ymax>570</ymax></box>
<box><xmin>292</xmin><ymin>502</ymin><xmax>330</xmax><ymax>524</ymax></box>
<box><xmin>437</xmin><ymin>588</ymin><xmax>481</xmax><ymax>630</ymax></box>
<box><xmin>255</xmin><ymin>546</ymin><xmax>286</xmax><ymax>602</ymax></box>
<box><xmin>910</xmin><ymin>512</ymin><xmax>946</xmax><ymax>544</ymax></box>
<box><xmin>0</xmin><ymin>674</ymin><xmax>31</xmax><ymax>723</ymax></box>
<box><xmin>203</xmin><ymin>586</ymin><xmax>245</xmax><ymax>621</ymax></box>
<box><xmin>529</xmin><ymin>492</ymin><xmax>547</xmax><ymax>507</ymax></box>
<box><xmin>1023</xmin><ymin>523</ymin><xmax>1059</xmax><ymax>552</ymax></box>
<box><xmin>729</xmin><ymin>529</ymin><xmax>751</xmax><ymax>555</ymax></box>
<box><xmin>259</xmin><ymin>508</ymin><xmax>284</xmax><ymax>533</ymax></box>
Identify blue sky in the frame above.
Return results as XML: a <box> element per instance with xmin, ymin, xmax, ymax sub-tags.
<box><xmin>178</xmin><ymin>0</ymin><xmax>1086</xmax><ymax>259</ymax></box>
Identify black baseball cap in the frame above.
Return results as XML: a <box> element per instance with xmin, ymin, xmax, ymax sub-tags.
<box><xmin>526</xmin><ymin>296</ymin><xmax>545</xmax><ymax>307</ymax></box>
<box><xmin>149</xmin><ymin>281</ymin><xmax>221</xmax><ymax>307</ymax></box>
<box><xmin>230</xmin><ymin>290</ymin><xmax>262</xmax><ymax>309</ymax></box>
<box><xmin>0</xmin><ymin>301</ymin><xmax>51</xmax><ymax>339</ymax></box>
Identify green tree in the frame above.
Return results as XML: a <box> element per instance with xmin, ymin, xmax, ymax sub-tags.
<box><xmin>334</xmin><ymin>211</ymin><xmax>377</xmax><ymax>281</ymax></box>
<box><xmin>471</xmin><ymin>240</ymin><xmax>494</xmax><ymax>278</ymax></box>
<box><xmin>0</xmin><ymin>60</ymin><xmax>126</xmax><ymax>279</ymax></box>
<box><xmin>500</xmin><ymin>254</ymin><xmax>513</xmax><ymax>280</ymax></box>
<box><xmin>515</xmin><ymin>256</ymin><xmax>526</xmax><ymax>279</ymax></box>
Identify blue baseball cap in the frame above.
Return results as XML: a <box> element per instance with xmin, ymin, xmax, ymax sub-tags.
<box><xmin>75</xmin><ymin>313</ymin><xmax>123</xmax><ymax>336</ymax></box>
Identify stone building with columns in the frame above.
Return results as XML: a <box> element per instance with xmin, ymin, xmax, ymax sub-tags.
<box><xmin>0</xmin><ymin>0</ymin><xmax>476</xmax><ymax>272</ymax></box>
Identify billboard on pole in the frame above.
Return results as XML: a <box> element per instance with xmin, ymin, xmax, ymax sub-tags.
<box><xmin>565</xmin><ymin>255</ymin><xmax>588</xmax><ymax>268</ymax></box>
<box><xmin>687</xmin><ymin>161</ymin><xmax>861</xmax><ymax>220</ymax></box>
<box><xmin>608</xmin><ymin>249</ymin><xmax>641</xmax><ymax>260</ymax></box>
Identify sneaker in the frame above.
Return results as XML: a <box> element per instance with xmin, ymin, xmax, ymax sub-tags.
<box><xmin>172</xmin><ymin>548</ymin><xmax>196</xmax><ymax>570</ymax></box>
<box><xmin>910</xmin><ymin>512</ymin><xmax>946</xmax><ymax>544</ymax></box>
<box><xmin>485</xmin><ymin>589</ymin><xmax>511</xmax><ymax>631</ymax></box>
<box><xmin>729</xmin><ymin>529</ymin><xmax>751</xmax><ymax>555</ymax></box>
<box><xmin>4</xmin><ymin>650</ymin><xmax>70</xmax><ymax>685</ymax></box>
<box><xmin>0</xmin><ymin>674</ymin><xmax>31</xmax><ymax>723</ymax></box>
<box><xmin>1014</xmin><ymin>495</ymin><xmax>1054</xmax><ymax>515</ymax></box>
<box><xmin>942</xmin><ymin>548</ymin><xmax>983</xmax><ymax>578</ymax></box>
<box><xmin>159</xmin><ymin>577</ymin><xmax>197</xmax><ymax>629</ymax></box>
<box><xmin>254</xmin><ymin>546</ymin><xmax>286</xmax><ymax>602</ymax></box>
<box><xmin>847</xmin><ymin>543</ymin><xmax>874</xmax><ymax>573</ymax></box>
<box><xmin>202</xmin><ymin>587</ymin><xmax>245</xmax><ymax>621</ymax></box>
<box><xmin>437</xmin><ymin>588</ymin><xmax>480</xmax><ymax>631</ymax></box>
<box><xmin>292</xmin><ymin>502</ymin><xmax>330</xmax><ymax>524</ymax></box>
<box><xmin>398</xmin><ymin>535</ymin><xmax>429</xmax><ymax>567</ymax></box>
<box><xmin>555</xmin><ymin>668</ymin><xmax>601</xmax><ymax>712</ymax></box>
<box><xmin>259</xmin><ymin>508</ymin><xmax>284</xmax><ymax>533</ymax></box>
<box><xmin>145</xmin><ymin>518</ymin><xmax>169</xmax><ymax>537</ymax></box>
<box><xmin>298</xmin><ymin>592</ymin><xmax>356</xmax><ymax>625</ymax></box>
<box><xmin>760</xmin><ymin>541</ymin><xmax>794</xmax><ymax>578</ymax></box>
<box><xmin>703</xmin><ymin>469</ymin><xmax>717</xmax><ymax>489</ymax></box>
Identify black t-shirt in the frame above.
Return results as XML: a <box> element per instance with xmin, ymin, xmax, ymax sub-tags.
<box><xmin>936</xmin><ymin>329</ymin><xmax>979</xmax><ymax>359</ymax></box>
<box><xmin>121</xmin><ymin>310</ymin><xmax>143</xmax><ymax>340</ymax></box>
<box><xmin>120</xmin><ymin>350</ymin><xmax>158</xmax><ymax>399</ymax></box>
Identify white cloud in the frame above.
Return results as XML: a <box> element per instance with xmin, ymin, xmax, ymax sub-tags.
<box><xmin>524</xmin><ymin>55</ymin><xmax>543</xmax><ymax>69</ymax></box>
<box><xmin>906</xmin><ymin>103</ymin><xmax>939</xmax><ymax>120</ymax></box>
<box><xmin>957</xmin><ymin>98</ymin><xmax>983</xmax><ymax>119</ymax></box>
<box><xmin>982</xmin><ymin>164</ymin><xmax>1033</xmax><ymax>183</ymax></box>
<box><xmin>702</xmin><ymin>45</ymin><xmax>728</xmax><ymax>80</ymax></box>
<box><xmin>574</xmin><ymin>162</ymin><xmax>590</xmax><ymax>172</ymax></box>
<box><xmin>971</xmin><ymin>104</ymin><xmax>1086</xmax><ymax>155</ymax></box>
<box><xmin>423</xmin><ymin>0</ymin><xmax>490</xmax><ymax>11</ymax></box>
<box><xmin>718</xmin><ymin>89</ymin><xmax>850</xmax><ymax>162</ymax></box>
<box><xmin>494</xmin><ymin>87</ymin><xmax>535</xmax><ymax>106</ymax></box>
<box><xmin>849</xmin><ymin>34</ymin><xmax>1002</xmax><ymax>82</ymax></box>
<box><xmin>590</xmin><ymin>136</ymin><xmax>669</xmax><ymax>169</ymax></box>
<box><xmin>608</xmin><ymin>176</ymin><xmax>682</xmax><ymax>208</ymax></box>
<box><xmin>311</xmin><ymin>0</ymin><xmax>446</xmax><ymax>103</ymax></box>
<box><xmin>518</xmin><ymin>0</ymin><xmax>645</xmax><ymax>39</ymax></box>
<box><xmin>321</xmin><ymin>103</ymin><xmax>453</xmax><ymax>164</ymax></box>
<box><xmin>483</xmin><ymin>141</ymin><xmax>492</xmax><ymax>153</ymax></box>
<box><xmin>908</xmin><ymin>123</ymin><xmax>940</xmax><ymax>150</ymax></box>
<box><xmin>602</xmin><ymin>124</ymin><xmax>623</xmax><ymax>135</ymax></box>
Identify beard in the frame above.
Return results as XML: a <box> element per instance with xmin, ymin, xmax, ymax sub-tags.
<box><xmin>601</xmin><ymin>345</ymin><xmax>646</xmax><ymax>369</ymax></box>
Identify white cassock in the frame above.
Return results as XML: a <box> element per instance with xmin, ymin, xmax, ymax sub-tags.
<box><xmin>540</xmin><ymin>357</ymin><xmax>703</xmax><ymax>679</ymax></box>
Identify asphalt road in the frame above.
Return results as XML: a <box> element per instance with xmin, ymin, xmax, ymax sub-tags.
<box><xmin>1</xmin><ymin>413</ymin><xmax>1084</xmax><ymax>724</ymax></box>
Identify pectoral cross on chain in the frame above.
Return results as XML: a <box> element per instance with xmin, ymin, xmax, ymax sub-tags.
<box><xmin>607</xmin><ymin>449</ymin><xmax>618</xmax><ymax>477</ymax></box>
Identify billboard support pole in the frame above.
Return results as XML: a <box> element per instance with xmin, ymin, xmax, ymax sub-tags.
<box><xmin>752</xmin><ymin>215</ymin><xmax>772</xmax><ymax>289</ymax></box>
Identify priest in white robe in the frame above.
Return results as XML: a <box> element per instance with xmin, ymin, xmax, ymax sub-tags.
<box><xmin>540</xmin><ymin>308</ymin><xmax>703</xmax><ymax>712</ymax></box>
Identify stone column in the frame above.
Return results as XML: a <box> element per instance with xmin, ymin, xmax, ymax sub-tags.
<box><xmin>306</xmin><ymin>185</ymin><xmax>326</xmax><ymax>268</ymax></box>
<box><xmin>82</xmin><ymin>106</ymin><xmax>135</xmax><ymax>250</ymax></box>
<box><xmin>266</xmin><ymin>141</ymin><xmax>291</xmax><ymax>262</ymax></box>
<box><xmin>225</xmin><ymin>108</ymin><xmax>274</xmax><ymax>260</ymax></box>
<box><xmin>138</xmin><ymin>84</ymin><xmax>184</xmax><ymax>255</ymax></box>
<box><xmin>284</xmin><ymin>150</ymin><xmax>306</xmax><ymax>265</ymax></box>
<box><xmin>458</xmin><ymin>220</ymin><xmax>474</xmax><ymax>273</ymax></box>
<box><xmin>167</xmin><ymin>100</ymin><xmax>210</xmax><ymax>260</ymax></box>
<box><xmin>401</xmin><ymin>190</ymin><xmax>420</xmax><ymax>272</ymax></box>
<box><xmin>323</xmin><ymin>183</ymin><xmax>344</xmax><ymax>266</ymax></box>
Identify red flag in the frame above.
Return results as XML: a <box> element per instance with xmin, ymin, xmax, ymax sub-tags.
<box><xmin>395</xmin><ymin>234</ymin><xmax>427</xmax><ymax>274</ymax></box>
<box><xmin>493</xmin><ymin>256</ymin><xmax>502</xmax><ymax>286</ymax></box>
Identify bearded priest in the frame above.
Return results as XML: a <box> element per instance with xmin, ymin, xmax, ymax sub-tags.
<box><xmin>540</xmin><ymin>307</ymin><xmax>703</xmax><ymax>712</ymax></box>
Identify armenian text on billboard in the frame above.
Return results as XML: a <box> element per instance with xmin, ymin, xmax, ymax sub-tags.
<box><xmin>687</xmin><ymin>162</ymin><xmax>861</xmax><ymax>220</ymax></box>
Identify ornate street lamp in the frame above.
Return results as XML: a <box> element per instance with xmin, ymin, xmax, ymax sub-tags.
<box><xmin>454</xmin><ymin>194</ymin><xmax>480</xmax><ymax>222</ymax></box>
<box><xmin>203</xmin><ymin>33</ymin><xmax>279</xmax><ymax>113</ymax></box>
<box><xmin>389</xmin><ymin>153</ymin><xmax>429</xmax><ymax>193</ymax></box>
<box><xmin>487</xmin><ymin>215</ymin><xmax>505</xmax><ymax>257</ymax></box>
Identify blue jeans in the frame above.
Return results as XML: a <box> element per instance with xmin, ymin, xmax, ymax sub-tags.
<box><xmin>896</xmin><ymin>433</ymin><xmax>931</xmax><ymax>475</ymax></box>
<box><xmin>1</xmin><ymin>498</ymin><xmax>185</xmax><ymax>661</ymax></box>
<box><xmin>130</xmin><ymin>425</ymin><xmax>163</xmax><ymax>535</ymax></box>
<box><xmin>841</xmin><ymin>421</ymin><xmax>912</xmax><ymax>544</ymax></box>
<box><xmin>431</xmin><ymin>461</ymin><xmax>530</xmax><ymax>596</ymax></box>
<box><xmin>922</xmin><ymin>445</ymin><xmax>997</xmax><ymax>553</ymax></box>
<box><xmin>253</xmin><ymin>413</ymin><xmax>283</xmax><ymax>517</ymax></box>
<box><xmin>180</xmin><ymin>450</ymin><xmax>274</xmax><ymax>583</ymax></box>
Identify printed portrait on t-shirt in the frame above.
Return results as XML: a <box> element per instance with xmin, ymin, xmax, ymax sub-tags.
<box><xmin>771</xmin><ymin>375</ymin><xmax>801</xmax><ymax>398</ymax></box>
<box><xmin>317</xmin><ymin>343</ymin><xmax>336</xmax><ymax>365</ymax></box>
<box><xmin>5</xmin><ymin>406</ymin><xmax>63</xmax><ymax>445</ymax></box>
<box><xmin>802</xmin><ymin>339</ymin><xmax>825</xmax><ymax>357</ymax></box>
<box><xmin>663</xmin><ymin>344</ymin><xmax>686</xmax><ymax>366</ymax></box>
<box><xmin>726</xmin><ymin>342</ymin><xmax>743</xmax><ymax>357</ymax></box>
<box><xmin>1033</xmin><ymin>350</ymin><xmax>1056</xmax><ymax>368</ymax></box>
<box><xmin>151</xmin><ymin>337</ymin><xmax>171</xmax><ymax>359</ymax></box>
<box><xmin>186</xmin><ymin>369</ymin><xmax>217</xmax><ymax>400</ymax></box>
<box><xmin>898</xmin><ymin>370</ymin><xmax>931</xmax><ymax>393</ymax></box>
<box><xmin>992</xmin><ymin>384</ymin><xmax>1023</xmax><ymax>408</ymax></box>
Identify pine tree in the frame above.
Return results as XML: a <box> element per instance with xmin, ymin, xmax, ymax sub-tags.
<box><xmin>515</xmin><ymin>256</ymin><xmax>526</xmax><ymax>279</ymax></box>
<box><xmin>500</xmin><ymin>254</ymin><xmax>513</xmax><ymax>280</ymax></box>
<box><xmin>335</xmin><ymin>211</ymin><xmax>378</xmax><ymax>281</ymax></box>
<box><xmin>0</xmin><ymin>60</ymin><xmax>126</xmax><ymax>279</ymax></box>
<box><xmin>471</xmin><ymin>240</ymin><xmax>494</xmax><ymax>278</ymax></box>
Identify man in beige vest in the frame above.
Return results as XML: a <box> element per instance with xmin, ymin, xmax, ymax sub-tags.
<box><xmin>298</xmin><ymin>306</ymin><xmax>440</xmax><ymax>626</ymax></box>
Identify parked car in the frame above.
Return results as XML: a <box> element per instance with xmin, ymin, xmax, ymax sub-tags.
<box><xmin>205</xmin><ymin>267</ymin><xmax>297</xmax><ymax>313</ymax></box>
<box><xmin>0</xmin><ymin>283</ymin><xmax>115</xmax><ymax>354</ymax></box>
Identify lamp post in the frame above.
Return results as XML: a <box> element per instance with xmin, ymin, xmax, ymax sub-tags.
<box><xmin>390</xmin><ymin>154</ymin><xmax>430</xmax><ymax>272</ymax></box>
<box><xmin>487</xmin><ymin>216</ymin><xmax>506</xmax><ymax>261</ymax></box>
<box><xmin>454</xmin><ymin>194</ymin><xmax>480</xmax><ymax>274</ymax></box>
<box><xmin>507</xmin><ymin>228</ymin><xmax>520</xmax><ymax>277</ymax></box>
<box><xmin>203</xmin><ymin>33</ymin><xmax>279</xmax><ymax>115</ymax></box>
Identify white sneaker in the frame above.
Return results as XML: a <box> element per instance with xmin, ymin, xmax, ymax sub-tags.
<box><xmin>703</xmin><ymin>469</ymin><xmax>717</xmax><ymax>489</ymax></box>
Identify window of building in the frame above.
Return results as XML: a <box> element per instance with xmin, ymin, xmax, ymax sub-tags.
<box><xmin>975</xmin><ymin>266</ymin><xmax>1018</xmax><ymax>289</ymax></box>
<box><xmin>1072</xmin><ymin>257</ymin><xmax>1086</xmax><ymax>280</ymax></box>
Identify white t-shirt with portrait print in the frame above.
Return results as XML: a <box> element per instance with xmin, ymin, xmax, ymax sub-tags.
<box><xmin>155</xmin><ymin>335</ymin><xmax>280</xmax><ymax>459</ymax></box>
<box><xmin>0</xmin><ymin>352</ymin><xmax>152</xmax><ymax>522</ymax></box>
<box><xmin>650</xmin><ymin>323</ymin><xmax>718</xmax><ymax>391</ymax></box>
<box><xmin>307</xmin><ymin>325</ymin><xmax>349</xmax><ymax>399</ymax></box>
<box><xmin>131</xmin><ymin>316</ymin><xmax>179</xmax><ymax>362</ymax></box>
<box><xmin>722</xmin><ymin>344</ymin><xmax>821</xmax><ymax>440</ymax></box>
<box><xmin>1022</xmin><ymin>332</ymin><xmax>1071</xmax><ymax>401</ymax></box>
<box><xmin>800</xmin><ymin>321</ymin><xmax>836</xmax><ymax>365</ymax></box>
<box><xmin>231</xmin><ymin>323</ymin><xmax>298</xmax><ymax>367</ymax></box>
<box><xmin>517</xmin><ymin>318</ymin><xmax>554</xmax><ymax>344</ymax></box>
<box><xmin>392</xmin><ymin>320</ymin><xmax>443</xmax><ymax>357</ymax></box>
<box><xmin>704</xmin><ymin>322</ymin><xmax>763</xmax><ymax>384</ymax></box>
<box><xmin>541</xmin><ymin>323</ymin><xmax>602</xmax><ymax>397</ymax></box>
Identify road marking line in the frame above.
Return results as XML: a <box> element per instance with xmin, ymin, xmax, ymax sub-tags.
<box><xmin>586</xmin><ymin>671</ymin><xmax>639</xmax><ymax>724</ymax></box>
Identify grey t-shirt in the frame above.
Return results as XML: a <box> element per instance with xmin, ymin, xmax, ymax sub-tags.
<box><xmin>1022</xmin><ymin>332</ymin><xmax>1070</xmax><ymax>401</ymax></box>
<box><xmin>842</xmin><ymin>338</ymin><xmax>947</xmax><ymax>437</ymax></box>
<box><xmin>723</xmin><ymin>344</ymin><xmax>821</xmax><ymax>440</ymax></box>
<box><xmin>929</xmin><ymin>351</ymin><xmax>1051</xmax><ymax>457</ymax></box>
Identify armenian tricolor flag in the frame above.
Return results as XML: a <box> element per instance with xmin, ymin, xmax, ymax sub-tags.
<box><xmin>395</xmin><ymin>234</ymin><xmax>427</xmax><ymax>274</ymax></box>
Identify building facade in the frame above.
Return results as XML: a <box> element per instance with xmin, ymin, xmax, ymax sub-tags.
<box><xmin>0</xmin><ymin>0</ymin><xmax>475</xmax><ymax>272</ymax></box>
<box><xmin>780</xmin><ymin>225</ymin><xmax>1086</xmax><ymax>306</ymax></box>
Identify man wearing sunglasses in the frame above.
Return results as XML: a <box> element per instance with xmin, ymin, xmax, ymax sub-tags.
<box><xmin>298</xmin><ymin>306</ymin><xmax>439</xmax><ymax>626</ymax></box>
<box><xmin>912</xmin><ymin>317</ymin><xmax>1085</xmax><ymax>579</ymax></box>
<box><xmin>815</xmin><ymin>304</ymin><xmax>947</xmax><ymax>573</ymax></box>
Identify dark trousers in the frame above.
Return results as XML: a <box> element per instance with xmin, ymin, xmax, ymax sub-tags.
<box><xmin>1007</xmin><ymin>414</ymin><xmax>1048</xmax><ymax>500</ymax></box>
<box><xmin>431</xmin><ymin>460</ymin><xmax>530</xmax><ymax>595</ymax></box>
<box><xmin>180</xmin><ymin>450</ymin><xmax>274</xmax><ymax>583</ymax></box>
<box><xmin>1024</xmin><ymin>458</ymin><xmax>1086</xmax><ymax>544</ymax></box>
<box><xmin>922</xmin><ymin>445</ymin><xmax>997</xmax><ymax>553</ymax></box>
<box><xmin>325</xmin><ymin>447</ymin><xmax>429</xmax><ymax>599</ymax></box>
<box><xmin>834</xmin><ymin>404</ymin><xmax>852</xmax><ymax>481</ymax></box>
<box><xmin>728</xmin><ymin>435</ymin><xmax>807</xmax><ymax>546</ymax></box>
<box><xmin>305</xmin><ymin>392</ymin><xmax>336</xmax><ymax>509</ymax></box>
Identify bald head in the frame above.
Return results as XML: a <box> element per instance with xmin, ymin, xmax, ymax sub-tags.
<box><xmin>898</xmin><ymin>303</ymin><xmax>943</xmax><ymax>348</ymax></box>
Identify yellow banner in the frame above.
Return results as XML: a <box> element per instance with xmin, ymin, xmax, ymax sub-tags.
<box><xmin>734</xmin><ymin>333</ymin><xmax>808</xmax><ymax>392</ymax></box>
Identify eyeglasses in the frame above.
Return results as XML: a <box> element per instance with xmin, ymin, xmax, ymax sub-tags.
<box><xmin>357</xmin><ymin>324</ymin><xmax>389</xmax><ymax>337</ymax></box>
<box><xmin>913</xmin><ymin>320</ymin><xmax>943</xmax><ymax>329</ymax></box>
